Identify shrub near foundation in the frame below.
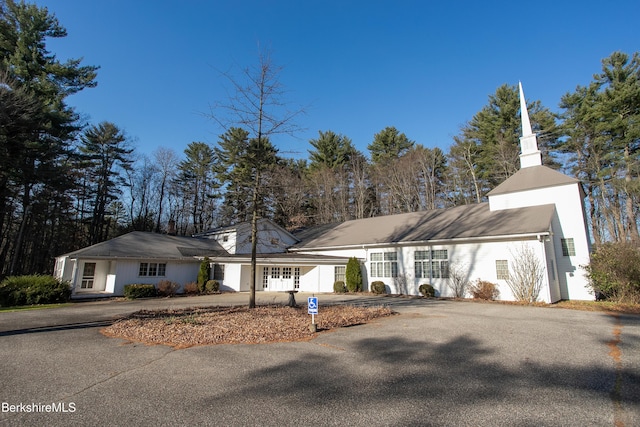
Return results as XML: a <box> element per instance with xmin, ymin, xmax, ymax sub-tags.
<box><xmin>469</xmin><ymin>280</ymin><xmax>500</xmax><ymax>300</ymax></box>
<box><xmin>183</xmin><ymin>282</ymin><xmax>199</xmax><ymax>295</ymax></box>
<box><xmin>124</xmin><ymin>284</ymin><xmax>157</xmax><ymax>299</ymax></box>
<box><xmin>157</xmin><ymin>280</ymin><xmax>180</xmax><ymax>296</ymax></box>
<box><xmin>0</xmin><ymin>275</ymin><xmax>71</xmax><ymax>307</ymax></box>
<box><xmin>418</xmin><ymin>284</ymin><xmax>435</xmax><ymax>297</ymax></box>
<box><xmin>371</xmin><ymin>281</ymin><xmax>386</xmax><ymax>294</ymax></box>
<box><xmin>205</xmin><ymin>280</ymin><xmax>220</xmax><ymax>293</ymax></box>
<box><xmin>333</xmin><ymin>281</ymin><xmax>347</xmax><ymax>293</ymax></box>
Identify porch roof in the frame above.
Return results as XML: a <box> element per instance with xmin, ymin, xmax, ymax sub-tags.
<box><xmin>63</xmin><ymin>231</ymin><xmax>228</xmax><ymax>260</ymax></box>
<box><xmin>204</xmin><ymin>252</ymin><xmax>351</xmax><ymax>265</ymax></box>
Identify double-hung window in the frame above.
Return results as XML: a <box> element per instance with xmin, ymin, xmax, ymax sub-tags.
<box><xmin>370</xmin><ymin>252</ymin><xmax>398</xmax><ymax>278</ymax></box>
<box><xmin>139</xmin><ymin>262</ymin><xmax>167</xmax><ymax>277</ymax></box>
<box><xmin>414</xmin><ymin>250</ymin><xmax>449</xmax><ymax>279</ymax></box>
<box><xmin>561</xmin><ymin>238</ymin><xmax>576</xmax><ymax>256</ymax></box>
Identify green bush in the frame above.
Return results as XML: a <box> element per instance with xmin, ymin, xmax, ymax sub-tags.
<box><xmin>205</xmin><ymin>279</ymin><xmax>220</xmax><ymax>293</ymax></box>
<box><xmin>371</xmin><ymin>281</ymin><xmax>386</xmax><ymax>294</ymax></box>
<box><xmin>584</xmin><ymin>242</ymin><xmax>640</xmax><ymax>303</ymax></box>
<box><xmin>469</xmin><ymin>280</ymin><xmax>499</xmax><ymax>300</ymax></box>
<box><xmin>0</xmin><ymin>275</ymin><xmax>71</xmax><ymax>307</ymax></box>
<box><xmin>418</xmin><ymin>283</ymin><xmax>436</xmax><ymax>298</ymax></box>
<box><xmin>345</xmin><ymin>257</ymin><xmax>363</xmax><ymax>292</ymax></box>
<box><xmin>333</xmin><ymin>281</ymin><xmax>347</xmax><ymax>293</ymax></box>
<box><xmin>197</xmin><ymin>257</ymin><xmax>211</xmax><ymax>292</ymax></box>
<box><xmin>124</xmin><ymin>284</ymin><xmax>157</xmax><ymax>299</ymax></box>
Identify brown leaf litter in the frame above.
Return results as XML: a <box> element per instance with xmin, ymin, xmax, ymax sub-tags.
<box><xmin>101</xmin><ymin>304</ymin><xmax>394</xmax><ymax>348</ymax></box>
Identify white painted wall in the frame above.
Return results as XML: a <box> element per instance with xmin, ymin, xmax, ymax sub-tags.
<box><xmin>490</xmin><ymin>182</ymin><xmax>593</xmax><ymax>301</ymax></box>
<box><xmin>106</xmin><ymin>260</ymin><xmax>200</xmax><ymax>295</ymax></box>
<box><xmin>298</xmin><ymin>238</ymin><xmax>558</xmax><ymax>302</ymax></box>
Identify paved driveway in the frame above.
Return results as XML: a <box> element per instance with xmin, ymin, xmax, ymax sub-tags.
<box><xmin>1</xmin><ymin>293</ymin><xmax>639</xmax><ymax>426</ymax></box>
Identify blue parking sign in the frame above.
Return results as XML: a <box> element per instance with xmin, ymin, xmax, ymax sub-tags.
<box><xmin>308</xmin><ymin>297</ymin><xmax>318</xmax><ymax>314</ymax></box>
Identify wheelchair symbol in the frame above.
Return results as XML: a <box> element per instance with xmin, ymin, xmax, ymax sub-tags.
<box><xmin>308</xmin><ymin>297</ymin><xmax>318</xmax><ymax>314</ymax></box>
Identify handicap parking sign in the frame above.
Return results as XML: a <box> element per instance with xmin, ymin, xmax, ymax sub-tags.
<box><xmin>307</xmin><ymin>297</ymin><xmax>318</xmax><ymax>314</ymax></box>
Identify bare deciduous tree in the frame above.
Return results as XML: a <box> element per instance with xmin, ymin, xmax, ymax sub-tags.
<box><xmin>208</xmin><ymin>48</ymin><xmax>306</xmax><ymax>308</ymax></box>
<box><xmin>506</xmin><ymin>244</ymin><xmax>545</xmax><ymax>303</ymax></box>
<box><xmin>447</xmin><ymin>263</ymin><xmax>470</xmax><ymax>298</ymax></box>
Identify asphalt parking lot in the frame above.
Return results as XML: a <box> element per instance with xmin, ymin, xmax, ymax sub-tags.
<box><xmin>1</xmin><ymin>293</ymin><xmax>639</xmax><ymax>426</ymax></box>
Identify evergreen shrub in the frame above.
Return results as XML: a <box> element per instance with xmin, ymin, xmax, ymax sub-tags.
<box><xmin>124</xmin><ymin>284</ymin><xmax>157</xmax><ymax>299</ymax></box>
<box><xmin>371</xmin><ymin>281</ymin><xmax>386</xmax><ymax>294</ymax></box>
<box><xmin>0</xmin><ymin>275</ymin><xmax>71</xmax><ymax>307</ymax></box>
<box><xmin>418</xmin><ymin>283</ymin><xmax>436</xmax><ymax>298</ymax></box>
<box><xmin>333</xmin><ymin>281</ymin><xmax>347</xmax><ymax>293</ymax></box>
<box><xmin>345</xmin><ymin>257</ymin><xmax>363</xmax><ymax>292</ymax></box>
<box><xmin>205</xmin><ymin>280</ymin><xmax>220</xmax><ymax>293</ymax></box>
<box><xmin>197</xmin><ymin>257</ymin><xmax>211</xmax><ymax>292</ymax></box>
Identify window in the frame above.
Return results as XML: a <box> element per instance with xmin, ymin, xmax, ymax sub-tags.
<box><xmin>213</xmin><ymin>264</ymin><xmax>224</xmax><ymax>281</ymax></box>
<box><xmin>334</xmin><ymin>266</ymin><xmax>346</xmax><ymax>283</ymax></box>
<box><xmin>561</xmin><ymin>238</ymin><xmax>576</xmax><ymax>256</ymax></box>
<box><xmin>370</xmin><ymin>252</ymin><xmax>398</xmax><ymax>278</ymax></box>
<box><xmin>496</xmin><ymin>260</ymin><xmax>509</xmax><ymax>280</ymax></box>
<box><xmin>222</xmin><ymin>235</ymin><xmax>229</xmax><ymax>242</ymax></box>
<box><xmin>283</xmin><ymin>267</ymin><xmax>292</xmax><ymax>279</ymax></box>
<box><xmin>81</xmin><ymin>262</ymin><xmax>96</xmax><ymax>289</ymax></box>
<box><xmin>262</xmin><ymin>267</ymin><xmax>269</xmax><ymax>289</ymax></box>
<box><xmin>139</xmin><ymin>262</ymin><xmax>148</xmax><ymax>276</ymax></box>
<box><xmin>415</xmin><ymin>250</ymin><xmax>449</xmax><ymax>279</ymax></box>
<box><xmin>294</xmin><ymin>267</ymin><xmax>300</xmax><ymax>289</ymax></box>
<box><xmin>138</xmin><ymin>262</ymin><xmax>167</xmax><ymax>277</ymax></box>
<box><xmin>271</xmin><ymin>267</ymin><xmax>280</xmax><ymax>279</ymax></box>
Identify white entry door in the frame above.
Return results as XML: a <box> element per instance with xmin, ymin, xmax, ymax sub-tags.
<box><xmin>266</xmin><ymin>266</ymin><xmax>294</xmax><ymax>291</ymax></box>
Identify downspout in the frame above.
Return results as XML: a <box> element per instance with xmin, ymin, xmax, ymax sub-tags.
<box><xmin>538</xmin><ymin>234</ymin><xmax>552</xmax><ymax>303</ymax></box>
<box><xmin>70</xmin><ymin>260</ymin><xmax>79</xmax><ymax>296</ymax></box>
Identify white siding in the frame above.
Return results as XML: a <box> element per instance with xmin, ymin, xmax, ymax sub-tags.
<box><xmin>490</xmin><ymin>182</ymin><xmax>592</xmax><ymax>301</ymax></box>
<box><xmin>304</xmin><ymin>238</ymin><xmax>557</xmax><ymax>302</ymax></box>
<box><xmin>111</xmin><ymin>260</ymin><xmax>200</xmax><ymax>295</ymax></box>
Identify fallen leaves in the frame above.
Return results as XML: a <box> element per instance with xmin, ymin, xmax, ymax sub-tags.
<box><xmin>101</xmin><ymin>304</ymin><xmax>393</xmax><ymax>348</ymax></box>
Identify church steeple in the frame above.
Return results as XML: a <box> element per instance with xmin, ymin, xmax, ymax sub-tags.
<box><xmin>518</xmin><ymin>82</ymin><xmax>542</xmax><ymax>168</ymax></box>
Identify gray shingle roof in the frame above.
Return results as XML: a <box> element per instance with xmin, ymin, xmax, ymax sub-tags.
<box><xmin>64</xmin><ymin>232</ymin><xmax>227</xmax><ymax>259</ymax></box>
<box><xmin>487</xmin><ymin>165</ymin><xmax>578</xmax><ymax>196</ymax></box>
<box><xmin>292</xmin><ymin>203</ymin><xmax>555</xmax><ymax>250</ymax></box>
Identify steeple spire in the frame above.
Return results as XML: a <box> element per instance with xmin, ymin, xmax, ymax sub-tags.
<box><xmin>518</xmin><ymin>82</ymin><xmax>542</xmax><ymax>168</ymax></box>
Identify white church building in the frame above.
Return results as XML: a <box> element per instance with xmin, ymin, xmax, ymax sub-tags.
<box><xmin>54</xmin><ymin>84</ymin><xmax>593</xmax><ymax>302</ymax></box>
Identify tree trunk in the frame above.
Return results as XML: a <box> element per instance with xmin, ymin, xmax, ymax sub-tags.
<box><xmin>249</xmin><ymin>170</ymin><xmax>260</xmax><ymax>309</ymax></box>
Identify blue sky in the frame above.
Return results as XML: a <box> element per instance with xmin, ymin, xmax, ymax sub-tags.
<box><xmin>37</xmin><ymin>0</ymin><xmax>638</xmax><ymax>160</ymax></box>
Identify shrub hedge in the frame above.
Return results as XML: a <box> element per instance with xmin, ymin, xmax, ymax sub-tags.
<box><xmin>0</xmin><ymin>275</ymin><xmax>71</xmax><ymax>307</ymax></box>
<box><xmin>124</xmin><ymin>284</ymin><xmax>157</xmax><ymax>299</ymax></box>
<box><xmin>333</xmin><ymin>281</ymin><xmax>347</xmax><ymax>293</ymax></box>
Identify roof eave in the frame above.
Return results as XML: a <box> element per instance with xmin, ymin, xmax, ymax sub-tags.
<box><xmin>290</xmin><ymin>231</ymin><xmax>551</xmax><ymax>252</ymax></box>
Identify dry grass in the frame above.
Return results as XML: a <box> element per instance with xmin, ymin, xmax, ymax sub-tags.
<box><xmin>470</xmin><ymin>298</ymin><xmax>640</xmax><ymax>315</ymax></box>
<box><xmin>101</xmin><ymin>304</ymin><xmax>394</xmax><ymax>348</ymax></box>
<box><xmin>552</xmin><ymin>300</ymin><xmax>640</xmax><ymax>315</ymax></box>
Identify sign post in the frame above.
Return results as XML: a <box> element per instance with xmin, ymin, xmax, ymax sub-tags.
<box><xmin>308</xmin><ymin>296</ymin><xmax>318</xmax><ymax>332</ymax></box>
